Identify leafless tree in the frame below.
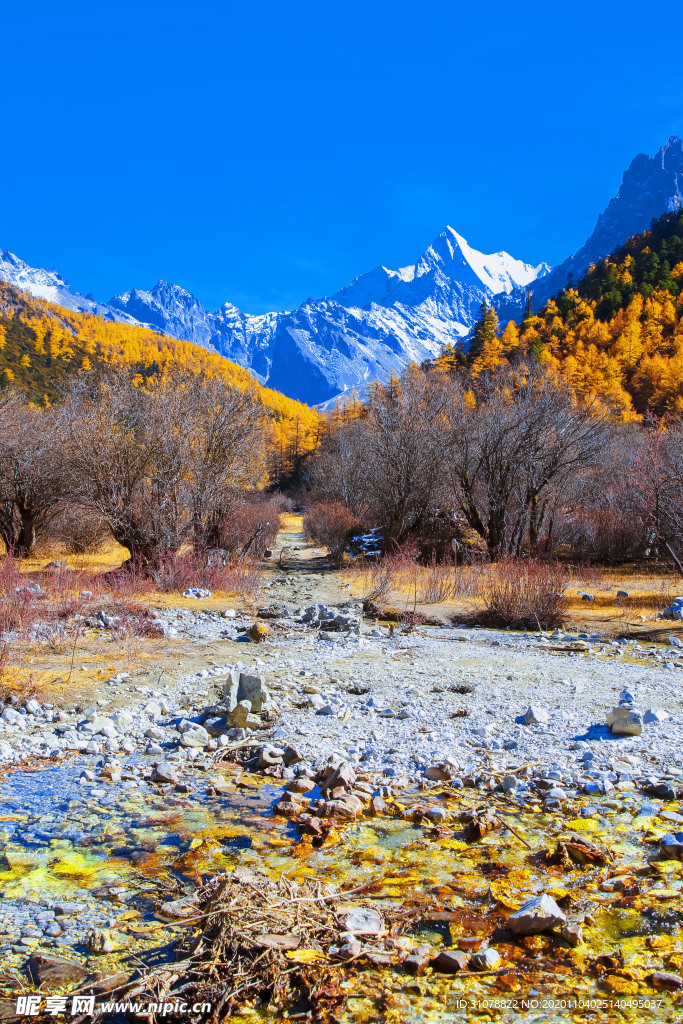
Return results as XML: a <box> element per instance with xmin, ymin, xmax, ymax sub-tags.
<box><xmin>61</xmin><ymin>370</ymin><xmax>265</xmax><ymax>565</ymax></box>
<box><xmin>625</xmin><ymin>418</ymin><xmax>683</xmax><ymax>575</ymax></box>
<box><xmin>440</xmin><ymin>366</ymin><xmax>611</xmax><ymax>558</ymax></box>
<box><xmin>0</xmin><ymin>395</ymin><xmax>65</xmax><ymax>553</ymax></box>
<box><xmin>307</xmin><ymin>368</ymin><xmax>448</xmax><ymax>542</ymax></box>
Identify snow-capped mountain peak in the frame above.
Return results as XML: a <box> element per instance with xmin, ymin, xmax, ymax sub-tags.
<box><xmin>0</xmin><ymin>227</ymin><xmax>549</xmax><ymax>405</ymax></box>
<box><xmin>419</xmin><ymin>226</ymin><xmax>550</xmax><ymax>295</ymax></box>
<box><xmin>0</xmin><ymin>248</ymin><xmax>69</xmax><ymax>304</ymax></box>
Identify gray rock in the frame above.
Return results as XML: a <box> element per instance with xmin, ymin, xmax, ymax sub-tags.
<box><xmin>523</xmin><ymin>705</ymin><xmax>548</xmax><ymax>726</ymax></box>
<box><xmin>508</xmin><ymin>894</ymin><xmax>567</xmax><ymax>935</ymax></box>
<box><xmin>283</xmin><ymin>745</ymin><xmax>303</xmax><ymax>766</ymax></box>
<box><xmin>159</xmin><ymin>895</ymin><xmax>200</xmax><ymax>919</ymax></box>
<box><xmin>430</xmin><ymin>949</ymin><xmax>469</xmax><ymax>973</ymax></box>
<box><xmin>28</xmin><ymin>953</ymin><xmax>89</xmax><ymax>986</ymax></box>
<box><xmin>342</xmin><ymin>907</ymin><xmax>384</xmax><ymax>936</ymax></box>
<box><xmin>561</xmin><ymin>923</ymin><xmax>584</xmax><ymax>947</ymax></box>
<box><xmin>338</xmin><ymin>936</ymin><xmax>362</xmax><ymax>959</ymax></box>
<box><xmin>237</xmin><ymin>673</ymin><xmax>269</xmax><ymax>714</ymax></box>
<box><xmin>607</xmin><ymin>706</ymin><xmax>644</xmax><ymax>736</ymax></box>
<box><xmin>660</xmin><ymin>832</ymin><xmax>683</xmax><ymax>861</ymax></box>
<box><xmin>644</xmin><ymin>709</ymin><xmax>670</xmax><ymax>724</ymax></box>
<box><xmin>151</xmin><ymin>761</ymin><xmax>180</xmax><ymax>784</ymax></box>
<box><xmin>227</xmin><ymin>701</ymin><xmax>252</xmax><ymax>728</ymax></box>
<box><xmin>470</xmin><ymin>947</ymin><xmax>501</xmax><ymax>970</ymax></box>
<box><xmin>180</xmin><ymin>724</ymin><xmax>210</xmax><ymax>748</ymax></box>
<box><xmin>203</xmin><ymin>714</ymin><xmax>229</xmax><ymax>737</ymax></box>
<box><xmin>649</xmin><ymin>971</ymin><xmax>683</xmax><ymax>990</ymax></box>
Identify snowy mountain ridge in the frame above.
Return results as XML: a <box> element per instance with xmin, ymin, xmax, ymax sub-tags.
<box><xmin>0</xmin><ymin>248</ymin><xmax>143</xmax><ymax>327</ymax></box>
<box><xmin>0</xmin><ymin>229</ymin><xmax>548</xmax><ymax>405</ymax></box>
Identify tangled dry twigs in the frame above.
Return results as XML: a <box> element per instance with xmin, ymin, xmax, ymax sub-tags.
<box><xmin>84</xmin><ymin>869</ymin><xmax>414</xmax><ymax>1022</ymax></box>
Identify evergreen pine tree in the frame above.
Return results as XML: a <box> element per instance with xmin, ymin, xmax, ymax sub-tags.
<box><xmin>468</xmin><ymin>302</ymin><xmax>499</xmax><ymax>363</ymax></box>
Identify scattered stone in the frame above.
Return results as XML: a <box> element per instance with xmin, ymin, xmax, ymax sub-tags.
<box><xmin>341</xmin><ymin>907</ymin><xmax>384</xmax><ymax>936</ymax></box>
<box><xmin>502</xmin><ymin>775</ymin><xmax>518</xmax><ymax>793</ymax></box>
<box><xmin>274</xmin><ymin>792</ymin><xmax>310</xmax><ymax>817</ymax></box>
<box><xmin>227</xmin><ymin>701</ymin><xmax>252</xmax><ymax>729</ymax></box>
<box><xmin>660</xmin><ymin>832</ymin><xmax>683</xmax><ymax>861</ymax></box>
<box><xmin>425</xmin><ymin>764</ymin><xmax>454</xmax><ymax>781</ymax></box>
<box><xmin>607</xmin><ymin>705</ymin><xmax>644</xmax><ymax>736</ymax></box>
<box><xmin>663</xmin><ymin>596</ymin><xmax>683</xmax><ymax>619</ymax></box>
<box><xmin>151</xmin><ymin>761</ymin><xmax>180</xmax><ymax>784</ymax></box>
<box><xmin>259</xmin><ymin>746</ymin><xmax>284</xmax><ymax>770</ymax></box>
<box><xmin>28</xmin><ymin>953</ymin><xmax>89</xmax><ymax>986</ymax></box>
<box><xmin>283</xmin><ymin>745</ymin><xmax>303</xmax><ymax>766</ymax></box>
<box><xmin>508</xmin><ymin>894</ymin><xmax>567</xmax><ymax>935</ymax></box>
<box><xmin>523</xmin><ymin>705</ymin><xmax>548</xmax><ymax>726</ymax></box>
<box><xmin>337</xmin><ymin>936</ymin><xmax>362</xmax><ymax>959</ymax></box>
<box><xmin>288</xmin><ymin>778</ymin><xmax>315</xmax><ymax>793</ymax></box>
<box><xmin>430</xmin><ymin>949</ymin><xmax>469</xmax><ymax>973</ymax></box>
<box><xmin>247</xmin><ymin>623</ymin><xmax>270</xmax><ymax>642</ymax></box>
<box><xmin>402</xmin><ymin>953</ymin><xmax>429</xmax><ymax>975</ymax></box>
<box><xmin>179</xmin><ymin>723</ymin><xmax>210</xmax><ymax>748</ymax></box>
<box><xmin>158</xmin><ymin>895</ymin><xmax>200</xmax><ymax>919</ymax></box>
<box><xmin>470</xmin><ymin>947</ymin><xmax>501</xmax><ymax>970</ymax></box>
<box><xmin>644</xmin><ymin>708</ymin><xmax>670</xmax><ymax>724</ymax></box>
<box><xmin>87</xmin><ymin>929</ymin><xmax>117</xmax><ymax>954</ymax></box>
<box><xmin>649</xmin><ymin>971</ymin><xmax>683</xmax><ymax>991</ymax></box>
<box><xmin>370</xmin><ymin>795</ymin><xmax>387</xmax><ymax>815</ymax></box>
<box><xmin>561</xmin><ymin>923</ymin><xmax>584</xmax><ymax>947</ymax></box>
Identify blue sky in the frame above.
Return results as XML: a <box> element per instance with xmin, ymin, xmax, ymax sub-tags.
<box><xmin>2</xmin><ymin>0</ymin><xmax>682</xmax><ymax>314</ymax></box>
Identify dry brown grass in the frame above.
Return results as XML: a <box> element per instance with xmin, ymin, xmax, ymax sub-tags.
<box><xmin>345</xmin><ymin>553</ymin><xmax>683</xmax><ymax>637</ymax></box>
<box><xmin>0</xmin><ymin>536</ymin><xmax>264</xmax><ymax>699</ymax></box>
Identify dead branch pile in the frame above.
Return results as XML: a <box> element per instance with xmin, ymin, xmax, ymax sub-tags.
<box><xmin>102</xmin><ymin>869</ymin><xmax>413</xmax><ymax>1021</ymax></box>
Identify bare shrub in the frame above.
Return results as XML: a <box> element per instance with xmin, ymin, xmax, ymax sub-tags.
<box><xmin>554</xmin><ymin>506</ymin><xmax>644</xmax><ymax>562</ymax></box>
<box><xmin>481</xmin><ymin>558</ymin><xmax>567</xmax><ymax>629</ymax></box>
<box><xmin>148</xmin><ymin>551</ymin><xmax>261</xmax><ymax>599</ymax></box>
<box><xmin>43</xmin><ymin>506</ymin><xmax>109</xmax><ymax>555</ymax></box>
<box><xmin>419</xmin><ymin>554</ymin><xmax>455</xmax><ymax>604</ymax></box>
<box><xmin>220</xmin><ymin>498</ymin><xmax>283</xmax><ymax>561</ymax></box>
<box><xmin>359</xmin><ymin>559</ymin><xmax>394</xmax><ymax>604</ymax></box>
<box><xmin>0</xmin><ymin>555</ymin><xmax>41</xmax><ymax>637</ymax></box>
<box><xmin>303</xmin><ymin>503</ymin><xmax>359</xmax><ymax>560</ymax></box>
<box><xmin>451</xmin><ymin>559</ymin><xmax>488</xmax><ymax>599</ymax></box>
<box><xmin>102</xmin><ymin>559</ymin><xmax>155</xmax><ymax>599</ymax></box>
<box><xmin>348</xmin><ymin>540</ymin><xmax>420</xmax><ymax>605</ymax></box>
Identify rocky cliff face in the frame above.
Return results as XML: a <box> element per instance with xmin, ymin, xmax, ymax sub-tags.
<box><xmin>497</xmin><ymin>136</ymin><xmax>683</xmax><ymax>321</ymax></box>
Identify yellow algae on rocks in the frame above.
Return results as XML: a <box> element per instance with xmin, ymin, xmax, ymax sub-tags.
<box><xmin>564</xmin><ymin>817</ymin><xmax>601</xmax><ymax>833</ymax></box>
<box><xmin>50</xmin><ymin>851</ymin><xmax>97</xmax><ymax>881</ymax></box>
<box><xmin>488</xmin><ymin>880</ymin><xmax>524</xmax><ymax>910</ymax></box>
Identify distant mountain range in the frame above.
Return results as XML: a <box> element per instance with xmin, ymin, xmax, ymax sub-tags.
<box><xmin>2</xmin><ymin>136</ymin><xmax>682</xmax><ymax>405</ymax></box>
